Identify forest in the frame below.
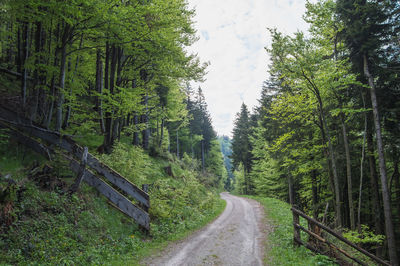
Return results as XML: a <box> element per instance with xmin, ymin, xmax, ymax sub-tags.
<box><xmin>230</xmin><ymin>0</ymin><xmax>400</xmax><ymax>264</ymax></box>
<box><xmin>0</xmin><ymin>0</ymin><xmax>224</xmax><ymax>167</ymax></box>
<box><xmin>0</xmin><ymin>0</ymin><xmax>230</xmax><ymax>264</ymax></box>
<box><xmin>1</xmin><ymin>0</ymin><xmax>400</xmax><ymax>265</ymax></box>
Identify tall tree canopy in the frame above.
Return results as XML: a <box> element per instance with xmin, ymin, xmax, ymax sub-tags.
<box><xmin>231</xmin><ymin>0</ymin><xmax>400</xmax><ymax>263</ymax></box>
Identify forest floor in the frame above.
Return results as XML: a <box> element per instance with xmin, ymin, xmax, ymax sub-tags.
<box><xmin>143</xmin><ymin>192</ymin><xmax>269</xmax><ymax>266</ymax></box>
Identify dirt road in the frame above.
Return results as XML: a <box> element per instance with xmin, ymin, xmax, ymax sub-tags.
<box><xmin>144</xmin><ymin>192</ymin><xmax>266</xmax><ymax>266</ymax></box>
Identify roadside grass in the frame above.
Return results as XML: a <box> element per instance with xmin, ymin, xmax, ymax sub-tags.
<box><xmin>0</xmin><ymin>139</ymin><xmax>226</xmax><ymax>265</ymax></box>
<box><xmin>245</xmin><ymin>196</ymin><xmax>337</xmax><ymax>266</ymax></box>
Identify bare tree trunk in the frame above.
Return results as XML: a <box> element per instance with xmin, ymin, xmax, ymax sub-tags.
<box><xmin>341</xmin><ymin>115</ymin><xmax>355</xmax><ymax>230</ymax></box>
<box><xmin>21</xmin><ymin>22</ymin><xmax>29</xmax><ymax>109</ymax></box>
<box><xmin>44</xmin><ymin>29</ymin><xmax>59</xmax><ymax>129</ymax></box>
<box><xmin>31</xmin><ymin>22</ymin><xmax>42</xmax><ymax>123</ymax></box>
<box><xmin>95</xmin><ymin>49</ymin><xmax>105</xmax><ymax>133</ymax></box>
<box><xmin>6</xmin><ymin>22</ymin><xmax>14</xmax><ymax>67</ymax></box>
<box><xmin>176</xmin><ymin>129</ymin><xmax>179</xmax><ymax>159</ymax></box>
<box><xmin>131</xmin><ymin>80</ymin><xmax>140</xmax><ymax>146</ymax></box>
<box><xmin>103</xmin><ymin>43</ymin><xmax>117</xmax><ymax>153</ymax></box>
<box><xmin>141</xmin><ymin>89</ymin><xmax>149</xmax><ymax>150</ymax></box>
<box><xmin>394</xmin><ymin>159</ymin><xmax>400</xmax><ymax>233</ymax></box>
<box><xmin>318</xmin><ymin>99</ymin><xmax>341</xmax><ymax>228</ymax></box>
<box><xmin>55</xmin><ymin>43</ymin><xmax>66</xmax><ymax>131</ymax></box>
<box><xmin>55</xmin><ymin>23</ymin><xmax>71</xmax><ymax>132</ymax></box>
<box><xmin>391</xmin><ymin>157</ymin><xmax>400</xmax><ymax>231</ymax></box>
<box><xmin>111</xmin><ymin>47</ymin><xmax>123</xmax><ymax>143</ymax></box>
<box><xmin>364</xmin><ymin>54</ymin><xmax>398</xmax><ymax>266</ymax></box>
<box><xmin>201</xmin><ymin>139</ymin><xmax>205</xmax><ymax>172</ymax></box>
<box><xmin>367</xmin><ymin>120</ymin><xmax>384</xmax><ymax>236</ymax></box>
<box><xmin>159</xmin><ymin>117</ymin><xmax>164</xmax><ymax>148</ymax></box>
<box><xmin>357</xmin><ymin>93</ymin><xmax>367</xmax><ymax>233</ymax></box>
<box><xmin>311</xmin><ymin>169</ymin><xmax>319</xmax><ymax>218</ymax></box>
<box><xmin>288</xmin><ymin>175</ymin><xmax>294</xmax><ymax>206</ymax></box>
<box><xmin>63</xmin><ymin>35</ymin><xmax>83</xmax><ymax>129</ymax></box>
<box><xmin>132</xmin><ymin>114</ymin><xmax>140</xmax><ymax>146</ymax></box>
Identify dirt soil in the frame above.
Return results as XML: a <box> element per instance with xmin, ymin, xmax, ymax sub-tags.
<box><xmin>144</xmin><ymin>192</ymin><xmax>268</xmax><ymax>266</ymax></box>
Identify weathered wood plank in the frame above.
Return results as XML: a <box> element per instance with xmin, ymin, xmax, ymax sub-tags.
<box><xmin>69</xmin><ymin>147</ymin><xmax>88</xmax><ymax>193</ymax></box>
<box><xmin>0</xmin><ymin>122</ymin><xmax>52</xmax><ymax>160</ymax></box>
<box><xmin>0</xmin><ymin>106</ymin><xmax>149</xmax><ymax>208</ymax></box>
<box><xmin>72</xmin><ymin>146</ymin><xmax>150</xmax><ymax>208</ymax></box>
<box><xmin>296</xmin><ymin>223</ymin><xmax>367</xmax><ymax>266</ymax></box>
<box><xmin>70</xmin><ymin>160</ymin><xmax>150</xmax><ymax>230</ymax></box>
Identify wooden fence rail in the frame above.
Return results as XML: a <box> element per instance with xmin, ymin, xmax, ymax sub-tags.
<box><xmin>0</xmin><ymin>106</ymin><xmax>150</xmax><ymax>230</ymax></box>
<box><xmin>291</xmin><ymin>207</ymin><xmax>390</xmax><ymax>266</ymax></box>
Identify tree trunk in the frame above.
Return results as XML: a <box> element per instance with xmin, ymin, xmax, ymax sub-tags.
<box><xmin>133</xmin><ymin>114</ymin><xmax>140</xmax><ymax>146</ymax></box>
<box><xmin>44</xmin><ymin>33</ymin><xmax>59</xmax><ymax>129</ymax></box>
<box><xmin>367</xmin><ymin>119</ymin><xmax>384</xmax><ymax>236</ymax></box>
<box><xmin>394</xmin><ymin>159</ymin><xmax>400</xmax><ymax>233</ymax></box>
<box><xmin>6</xmin><ymin>22</ymin><xmax>14</xmax><ymax>67</ymax></box>
<box><xmin>63</xmin><ymin>35</ymin><xmax>82</xmax><ymax>130</ymax></box>
<box><xmin>317</xmin><ymin>96</ymin><xmax>342</xmax><ymax>228</ymax></box>
<box><xmin>391</xmin><ymin>157</ymin><xmax>400</xmax><ymax>230</ymax></box>
<box><xmin>288</xmin><ymin>175</ymin><xmax>294</xmax><ymax>205</ymax></box>
<box><xmin>176</xmin><ymin>129</ymin><xmax>179</xmax><ymax>159</ymax></box>
<box><xmin>21</xmin><ymin>22</ymin><xmax>29</xmax><ymax>109</ymax></box>
<box><xmin>357</xmin><ymin>93</ymin><xmax>367</xmax><ymax>233</ymax></box>
<box><xmin>111</xmin><ymin>47</ymin><xmax>123</xmax><ymax>143</ymax></box>
<box><xmin>201</xmin><ymin>139</ymin><xmax>205</xmax><ymax>172</ymax></box>
<box><xmin>159</xmin><ymin>118</ymin><xmax>164</xmax><ymax>148</ymax></box>
<box><xmin>103</xmin><ymin>43</ymin><xmax>117</xmax><ymax>153</ymax></box>
<box><xmin>55</xmin><ymin>23</ymin><xmax>71</xmax><ymax>132</ymax></box>
<box><xmin>95</xmin><ymin>49</ymin><xmax>105</xmax><ymax>133</ymax></box>
<box><xmin>112</xmin><ymin>118</ymin><xmax>120</xmax><ymax>143</ymax></box>
<box><xmin>311</xmin><ymin>169</ymin><xmax>319</xmax><ymax>219</ymax></box>
<box><xmin>364</xmin><ymin>54</ymin><xmax>398</xmax><ymax>266</ymax></box>
<box><xmin>341</xmin><ymin>115</ymin><xmax>355</xmax><ymax>230</ymax></box>
<box><xmin>55</xmin><ymin>42</ymin><xmax>67</xmax><ymax>132</ymax></box>
<box><xmin>141</xmin><ymin>90</ymin><xmax>149</xmax><ymax>150</ymax></box>
<box><xmin>31</xmin><ymin>22</ymin><xmax>42</xmax><ymax>123</ymax></box>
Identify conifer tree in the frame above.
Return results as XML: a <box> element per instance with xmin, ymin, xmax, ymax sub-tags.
<box><xmin>231</xmin><ymin>103</ymin><xmax>253</xmax><ymax>194</ymax></box>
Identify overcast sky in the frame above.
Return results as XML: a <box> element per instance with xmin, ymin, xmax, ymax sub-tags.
<box><xmin>186</xmin><ymin>0</ymin><xmax>312</xmax><ymax>137</ymax></box>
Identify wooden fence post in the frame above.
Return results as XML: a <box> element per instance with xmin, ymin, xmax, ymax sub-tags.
<box><xmin>69</xmin><ymin>146</ymin><xmax>88</xmax><ymax>193</ymax></box>
<box><xmin>141</xmin><ymin>184</ymin><xmax>149</xmax><ymax>212</ymax></box>
<box><xmin>292</xmin><ymin>207</ymin><xmax>300</xmax><ymax>247</ymax></box>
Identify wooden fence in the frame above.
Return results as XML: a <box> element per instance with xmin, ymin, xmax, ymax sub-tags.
<box><xmin>291</xmin><ymin>207</ymin><xmax>390</xmax><ymax>266</ymax></box>
<box><xmin>0</xmin><ymin>106</ymin><xmax>150</xmax><ymax>230</ymax></box>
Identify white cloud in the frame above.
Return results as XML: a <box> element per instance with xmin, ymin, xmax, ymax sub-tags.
<box><xmin>187</xmin><ymin>0</ymin><xmax>311</xmax><ymax>137</ymax></box>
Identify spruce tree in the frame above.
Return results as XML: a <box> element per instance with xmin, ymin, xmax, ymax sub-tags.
<box><xmin>231</xmin><ymin>103</ymin><xmax>253</xmax><ymax>194</ymax></box>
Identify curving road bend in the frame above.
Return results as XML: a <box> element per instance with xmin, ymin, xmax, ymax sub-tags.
<box><xmin>144</xmin><ymin>192</ymin><xmax>266</xmax><ymax>266</ymax></box>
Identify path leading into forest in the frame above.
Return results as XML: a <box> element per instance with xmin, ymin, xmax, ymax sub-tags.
<box><xmin>144</xmin><ymin>192</ymin><xmax>267</xmax><ymax>266</ymax></box>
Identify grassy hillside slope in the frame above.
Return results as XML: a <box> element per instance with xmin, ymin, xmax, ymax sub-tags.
<box><xmin>0</xmin><ymin>137</ymin><xmax>225</xmax><ymax>265</ymax></box>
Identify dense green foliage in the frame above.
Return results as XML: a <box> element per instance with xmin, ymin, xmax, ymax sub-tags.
<box><xmin>0</xmin><ymin>0</ymin><xmax>219</xmax><ymax>162</ymax></box>
<box><xmin>0</xmin><ymin>0</ymin><xmax>231</xmax><ymax>263</ymax></box>
<box><xmin>0</xmin><ymin>140</ymin><xmax>225</xmax><ymax>265</ymax></box>
<box><xmin>231</xmin><ymin>0</ymin><xmax>400</xmax><ymax>262</ymax></box>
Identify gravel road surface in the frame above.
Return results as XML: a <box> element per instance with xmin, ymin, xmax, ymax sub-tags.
<box><xmin>144</xmin><ymin>192</ymin><xmax>266</xmax><ymax>266</ymax></box>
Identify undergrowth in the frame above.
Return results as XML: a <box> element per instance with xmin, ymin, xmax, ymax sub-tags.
<box><xmin>0</xmin><ymin>140</ymin><xmax>225</xmax><ymax>265</ymax></box>
<box><xmin>246</xmin><ymin>196</ymin><xmax>337</xmax><ymax>266</ymax></box>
